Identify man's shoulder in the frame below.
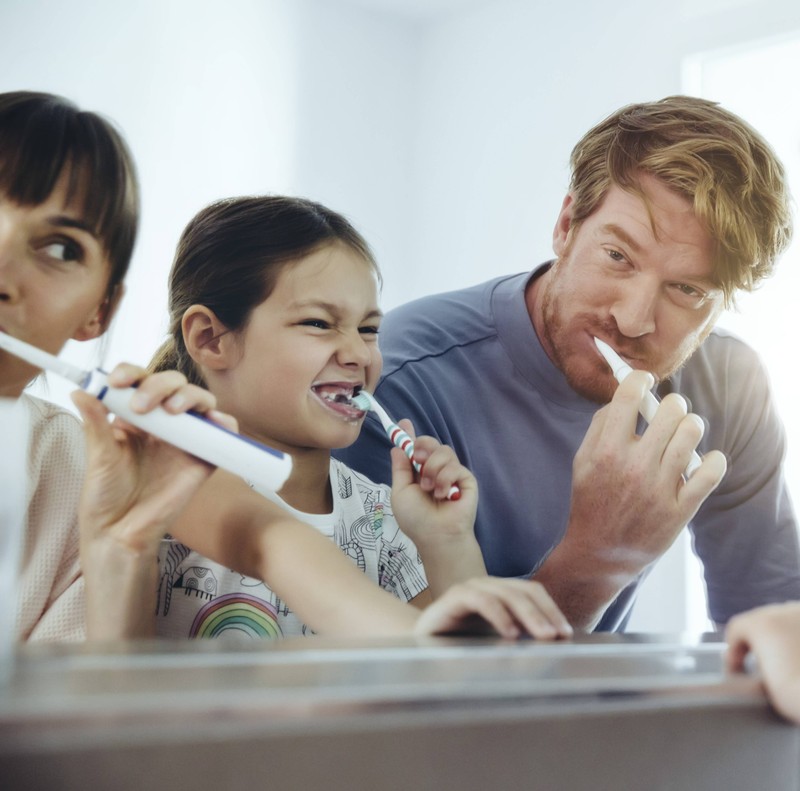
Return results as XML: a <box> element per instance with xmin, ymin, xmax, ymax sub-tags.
<box><xmin>380</xmin><ymin>272</ymin><xmax>529</xmax><ymax>372</ymax></box>
<box><xmin>681</xmin><ymin>326</ymin><xmax>763</xmax><ymax>377</ymax></box>
<box><xmin>668</xmin><ymin>327</ymin><xmax>768</xmax><ymax>412</ymax></box>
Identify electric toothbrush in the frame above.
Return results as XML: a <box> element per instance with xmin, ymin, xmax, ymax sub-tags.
<box><xmin>0</xmin><ymin>332</ymin><xmax>292</xmax><ymax>496</ymax></box>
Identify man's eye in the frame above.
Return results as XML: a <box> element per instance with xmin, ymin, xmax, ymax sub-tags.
<box><xmin>676</xmin><ymin>283</ymin><xmax>705</xmax><ymax>298</ymax></box>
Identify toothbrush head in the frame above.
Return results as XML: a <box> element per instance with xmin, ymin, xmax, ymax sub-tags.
<box><xmin>593</xmin><ymin>336</ymin><xmax>632</xmax><ymax>381</ymax></box>
<box><xmin>349</xmin><ymin>390</ymin><xmax>376</xmax><ymax>412</ymax></box>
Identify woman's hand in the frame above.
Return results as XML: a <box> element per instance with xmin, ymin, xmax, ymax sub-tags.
<box><xmin>73</xmin><ymin>363</ymin><xmax>236</xmax><ymax>639</ymax></box>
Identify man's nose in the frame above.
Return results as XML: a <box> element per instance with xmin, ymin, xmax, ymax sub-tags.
<box><xmin>609</xmin><ymin>277</ymin><xmax>658</xmax><ymax>338</ymax></box>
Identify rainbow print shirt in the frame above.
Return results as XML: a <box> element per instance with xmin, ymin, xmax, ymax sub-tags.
<box><xmin>155</xmin><ymin>458</ymin><xmax>428</xmax><ymax>640</ymax></box>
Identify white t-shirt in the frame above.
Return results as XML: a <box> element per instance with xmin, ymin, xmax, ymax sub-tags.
<box><xmin>155</xmin><ymin>458</ymin><xmax>427</xmax><ymax>640</ymax></box>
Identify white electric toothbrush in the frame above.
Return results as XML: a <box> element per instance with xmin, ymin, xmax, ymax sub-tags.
<box><xmin>594</xmin><ymin>337</ymin><xmax>703</xmax><ymax>478</ymax></box>
<box><xmin>0</xmin><ymin>332</ymin><xmax>292</xmax><ymax>496</ymax></box>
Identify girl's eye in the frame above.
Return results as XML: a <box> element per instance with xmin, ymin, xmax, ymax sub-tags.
<box><xmin>606</xmin><ymin>249</ymin><xmax>627</xmax><ymax>263</ymax></box>
<box><xmin>42</xmin><ymin>239</ymin><xmax>83</xmax><ymax>263</ymax></box>
<box><xmin>300</xmin><ymin>319</ymin><xmax>331</xmax><ymax>330</ymax></box>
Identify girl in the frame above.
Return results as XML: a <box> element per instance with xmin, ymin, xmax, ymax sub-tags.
<box><xmin>0</xmin><ymin>90</ymin><xmax>227</xmax><ymax>641</ymax></box>
<box><xmin>151</xmin><ymin>196</ymin><xmax>572</xmax><ymax>640</ymax></box>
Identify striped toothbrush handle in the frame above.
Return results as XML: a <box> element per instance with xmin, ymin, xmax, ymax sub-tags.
<box><xmin>384</xmin><ymin>421</ymin><xmax>460</xmax><ymax>502</ymax></box>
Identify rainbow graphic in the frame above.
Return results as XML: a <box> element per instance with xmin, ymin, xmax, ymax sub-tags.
<box><xmin>189</xmin><ymin>592</ymin><xmax>283</xmax><ymax>639</ymax></box>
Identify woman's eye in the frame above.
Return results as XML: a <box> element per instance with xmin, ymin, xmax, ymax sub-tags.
<box><xmin>42</xmin><ymin>240</ymin><xmax>82</xmax><ymax>262</ymax></box>
<box><xmin>606</xmin><ymin>249</ymin><xmax>626</xmax><ymax>263</ymax></box>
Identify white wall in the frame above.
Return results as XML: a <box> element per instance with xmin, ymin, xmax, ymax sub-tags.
<box><xmin>4</xmin><ymin>0</ymin><xmax>800</xmax><ymax>632</ymax></box>
<box><xmin>408</xmin><ymin>0</ymin><xmax>800</xmax><ymax>298</ymax></box>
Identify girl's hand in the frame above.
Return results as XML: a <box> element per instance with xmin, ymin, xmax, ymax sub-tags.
<box><xmin>389</xmin><ymin>419</ymin><xmax>478</xmax><ymax>543</ymax></box>
<box><xmin>72</xmin><ymin>363</ymin><xmax>237</xmax><ymax>638</ymax></box>
<box><xmin>389</xmin><ymin>419</ymin><xmax>485</xmax><ymax>596</ymax></box>
<box><xmin>414</xmin><ymin>577</ymin><xmax>573</xmax><ymax>640</ymax></box>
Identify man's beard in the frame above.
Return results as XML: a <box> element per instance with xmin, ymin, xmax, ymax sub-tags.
<box><xmin>539</xmin><ymin>275</ymin><xmax>710</xmax><ymax>405</ymax></box>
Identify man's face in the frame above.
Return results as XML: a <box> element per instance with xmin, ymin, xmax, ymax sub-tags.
<box><xmin>532</xmin><ymin>173</ymin><xmax>724</xmax><ymax>403</ymax></box>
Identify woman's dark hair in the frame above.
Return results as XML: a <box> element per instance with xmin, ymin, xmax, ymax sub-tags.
<box><xmin>0</xmin><ymin>91</ymin><xmax>139</xmax><ymax>297</ymax></box>
<box><xmin>151</xmin><ymin>195</ymin><xmax>379</xmax><ymax>386</ymax></box>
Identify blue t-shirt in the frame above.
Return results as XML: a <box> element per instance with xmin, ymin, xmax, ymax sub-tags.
<box><xmin>335</xmin><ymin>265</ymin><xmax>800</xmax><ymax>629</ymax></box>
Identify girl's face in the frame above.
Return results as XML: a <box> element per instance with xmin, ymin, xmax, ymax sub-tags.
<box><xmin>0</xmin><ymin>175</ymin><xmax>113</xmax><ymax>397</ymax></box>
<box><xmin>219</xmin><ymin>243</ymin><xmax>382</xmax><ymax>454</ymax></box>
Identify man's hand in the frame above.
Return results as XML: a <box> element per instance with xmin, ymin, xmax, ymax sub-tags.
<box><xmin>535</xmin><ymin>370</ymin><xmax>727</xmax><ymax>629</ymax></box>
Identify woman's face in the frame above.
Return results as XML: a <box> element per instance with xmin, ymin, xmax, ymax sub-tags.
<box><xmin>0</xmin><ymin>173</ymin><xmax>114</xmax><ymax>397</ymax></box>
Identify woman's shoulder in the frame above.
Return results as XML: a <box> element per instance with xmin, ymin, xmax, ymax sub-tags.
<box><xmin>21</xmin><ymin>393</ymin><xmax>85</xmax><ymax>474</ymax></box>
<box><xmin>22</xmin><ymin>393</ymin><xmax>83</xmax><ymax>436</ymax></box>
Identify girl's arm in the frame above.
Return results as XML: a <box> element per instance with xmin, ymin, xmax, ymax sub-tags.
<box><xmin>170</xmin><ymin>471</ymin><xmax>572</xmax><ymax>639</ymax></box>
<box><xmin>168</xmin><ymin>470</ymin><xmax>420</xmax><ymax>636</ymax></box>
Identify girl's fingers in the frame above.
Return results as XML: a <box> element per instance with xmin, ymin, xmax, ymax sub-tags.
<box><xmin>424</xmin><ymin>578</ymin><xmax>573</xmax><ymax>640</ymax></box>
<box><xmin>390</xmin><ymin>446</ymin><xmax>416</xmax><ymax>490</ymax></box>
<box><xmin>465</xmin><ymin>577</ymin><xmax>572</xmax><ymax>638</ymax></box>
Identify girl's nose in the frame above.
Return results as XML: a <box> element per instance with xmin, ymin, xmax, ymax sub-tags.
<box><xmin>336</xmin><ymin>330</ymin><xmax>372</xmax><ymax>368</ymax></box>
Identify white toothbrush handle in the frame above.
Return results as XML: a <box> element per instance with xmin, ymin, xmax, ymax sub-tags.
<box><xmin>84</xmin><ymin>370</ymin><xmax>292</xmax><ymax>495</ymax></box>
<box><xmin>640</xmin><ymin>390</ymin><xmax>703</xmax><ymax>479</ymax></box>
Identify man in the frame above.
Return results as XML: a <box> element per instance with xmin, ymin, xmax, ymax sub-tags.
<box><xmin>336</xmin><ymin>96</ymin><xmax>800</xmax><ymax>631</ymax></box>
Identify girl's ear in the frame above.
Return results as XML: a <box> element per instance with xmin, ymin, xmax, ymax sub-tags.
<box><xmin>182</xmin><ymin>305</ymin><xmax>236</xmax><ymax>371</ymax></box>
<box><xmin>72</xmin><ymin>284</ymin><xmax>126</xmax><ymax>341</ymax></box>
<box><xmin>552</xmin><ymin>193</ymin><xmax>575</xmax><ymax>257</ymax></box>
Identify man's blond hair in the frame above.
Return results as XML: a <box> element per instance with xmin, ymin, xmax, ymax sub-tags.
<box><xmin>568</xmin><ymin>95</ymin><xmax>792</xmax><ymax>304</ymax></box>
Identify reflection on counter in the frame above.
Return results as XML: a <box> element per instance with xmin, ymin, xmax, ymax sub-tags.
<box><xmin>0</xmin><ymin>634</ymin><xmax>796</xmax><ymax>791</ymax></box>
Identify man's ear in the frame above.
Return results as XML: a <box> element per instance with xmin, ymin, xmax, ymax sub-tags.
<box><xmin>72</xmin><ymin>283</ymin><xmax>126</xmax><ymax>341</ymax></box>
<box><xmin>552</xmin><ymin>193</ymin><xmax>575</xmax><ymax>256</ymax></box>
<box><xmin>182</xmin><ymin>305</ymin><xmax>235</xmax><ymax>371</ymax></box>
